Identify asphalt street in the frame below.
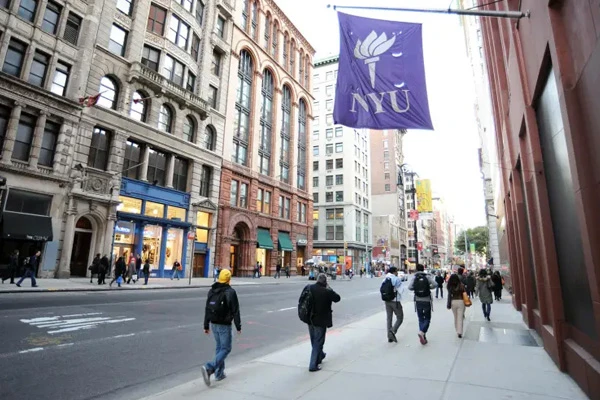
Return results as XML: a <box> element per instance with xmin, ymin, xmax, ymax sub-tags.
<box><xmin>0</xmin><ymin>276</ymin><xmax>384</xmax><ymax>400</ymax></box>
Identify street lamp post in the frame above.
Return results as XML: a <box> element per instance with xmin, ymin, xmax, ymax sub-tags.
<box><xmin>399</xmin><ymin>164</ymin><xmax>419</xmax><ymax>267</ymax></box>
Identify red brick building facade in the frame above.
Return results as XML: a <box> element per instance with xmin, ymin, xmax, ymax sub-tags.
<box><xmin>479</xmin><ymin>0</ymin><xmax>600</xmax><ymax>396</ymax></box>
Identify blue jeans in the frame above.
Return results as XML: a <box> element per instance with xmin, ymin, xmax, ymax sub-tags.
<box><xmin>16</xmin><ymin>268</ymin><xmax>36</xmax><ymax>287</ymax></box>
<box><xmin>308</xmin><ymin>325</ymin><xmax>327</xmax><ymax>370</ymax></box>
<box><xmin>171</xmin><ymin>269</ymin><xmax>181</xmax><ymax>280</ymax></box>
<box><xmin>205</xmin><ymin>323</ymin><xmax>232</xmax><ymax>379</ymax></box>
<box><xmin>416</xmin><ymin>301</ymin><xmax>432</xmax><ymax>333</ymax></box>
<box><xmin>482</xmin><ymin>303</ymin><xmax>491</xmax><ymax>317</ymax></box>
<box><xmin>435</xmin><ymin>286</ymin><xmax>443</xmax><ymax>298</ymax></box>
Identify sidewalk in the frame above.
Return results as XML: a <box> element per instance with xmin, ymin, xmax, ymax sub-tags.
<box><xmin>143</xmin><ymin>293</ymin><xmax>588</xmax><ymax>400</ymax></box>
<box><xmin>0</xmin><ymin>276</ymin><xmax>307</xmax><ymax>293</ymax></box>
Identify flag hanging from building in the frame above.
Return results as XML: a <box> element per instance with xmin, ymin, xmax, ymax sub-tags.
<box><xmin>78</xmin><ymin>93</ymin><xmax>101</xmax><ymax>107</ymax></box>
<box><xmin>333</xmin><ymin>12</ymin><xmax>433</xmax><ymax>130</ymax></box>
<box><xmin>416</xmin><ymin>179</ymin><xmax>432</xmax><ymax>216</ymax></box>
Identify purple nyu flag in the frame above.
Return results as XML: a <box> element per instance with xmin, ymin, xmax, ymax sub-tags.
<box><xmin>333</xmin><ymin>12</ymin><xmax>433</xmax><ymax>130</ymax></box>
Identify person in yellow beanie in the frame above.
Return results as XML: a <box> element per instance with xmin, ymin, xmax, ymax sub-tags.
<box><xmin>201</xmin><ymin>268</ymin><xmax>241</xmax><ymax>386</ymax></box>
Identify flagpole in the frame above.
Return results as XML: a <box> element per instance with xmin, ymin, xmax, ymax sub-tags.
<box><xmin>327</xmin><ymin>4</ymin><xmax>529</xmax><ymax>19</ymax></box>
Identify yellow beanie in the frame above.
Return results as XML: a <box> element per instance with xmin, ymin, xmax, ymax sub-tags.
<box><xmin>218</xmin><ymin>269</ymin><xmax>232</xmax><ymax>284</ymax></box>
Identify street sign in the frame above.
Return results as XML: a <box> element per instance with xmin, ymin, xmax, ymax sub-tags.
<box><xmin>417</xmin><ymin>242</ymin><xmax>423</xmax><ymax>251</ymax></box>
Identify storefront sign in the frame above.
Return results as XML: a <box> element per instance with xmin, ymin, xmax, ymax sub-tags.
<box><xmin>115</xmin><ymin>222</ymin><xmax>134</xmax><ymax>235</ymax></box>
<box><xmin>297</xmin><ymin>234</ymin><xmax>307</xmax><ymax>246</ymax></box>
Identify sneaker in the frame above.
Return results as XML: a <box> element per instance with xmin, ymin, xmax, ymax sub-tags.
<box><xmin>418</xmin><ymin>332</ymin><xmax>426</xmax><ymax>345</ymax></box>
<box><xmin>308</xmin><ymin>366</ymin><xmax>322</xmax><ymax>372</ymax></box>
<box><xmin>487</xmin><ymin>316</ymin><xmax>491</xmax><ymax>322</ymax></box>
<box><xmin>458</xmin><ymin>334</ymin><xmax>462</xmax><ymax>339</ymax></box>
<box><xmin>201</xmin><ymin>366</ymin><xmax>211</xmax><ymax>387</ymax></box>
<box><xmin>389</xmin><ymin>330</ymin><xmax>398</xmax><ymax>343</ymax></box>
<box><xmin>215</xmin><ymin>373</ymin><xmax>227</xmax><ymax>382</ymax></box>
<box><xmin>16</xmin><ymin>283</ymin><xmax>21</xmax><ymax>287</ymax></box>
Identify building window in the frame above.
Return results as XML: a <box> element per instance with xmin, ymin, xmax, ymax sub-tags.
<box><xmin>325</xmin><ymin>99</ymin><xmax>333</xmax><ymax>111</ymax></box>
<box><xmin>212</xmin><ymin>50</ymin><xmax>222</xmax><ymax>76</ymax></box>
<box><xmin>239</xmin><ymin>182</ymin><xmax>248</xmax><ymax>208</ymax></box>
<box><xmin>28</xmin><ymin>51</ymin><xmax>50</xmax><ymax>87</ymax></box>
<box><xmin>6</xmin><ymin>189</ymin><xmax>52</xmax><ymax>215</ymax></box>
<box><xmin>313</xmin><ymin>193</ymin><xmax>319</xmax><ymax>203</ymax></box>
<box><xmin>162</xmin><ymin>54</ymin><xmax>184</xmax><ymax>86</ymax></box>
<box><xmin>326</xmin><ymin>128</ymin><xmax>333</xmax><ymax>139</ymax></box>
<box><xmin>2</xmin><ymin>39</ymin><xmax>26</xmax><ymax>77</ymax></box>
<box><xmin>130</xmin><ymin>91</ymin><xmax>148</xmax><ymax>122</ymax></box>
<box><xmin>326</xmin><ymin>85</ymin><xmax>333</xmax><ymax>97</ymax></box>
<box><xmin>297</xmin><ymin>99</ymin><xmax>307</xmax><ymax>189</ymax></box>
<box><xmin>147</xmin><ymin>148</ymin><xmax>167</xmax><ymax>186</ymax></box>
<box><xmin>278</xmin><ymin>196</ymin><xmax>283</xmax><ymax>217</ymax></box>
<box><xmin>336</xmin><ymin>175</ymin><xmax>343</xmax><ymax>185</ymax></box>
<box><xmin>168</xmin><ymin>15</ymin><xmax>189</xmax><ymax>49</ymax></box>
<box><xmin>108</xmin><ymin>24</ymin><xmax>128</xmax><ymax>57</ymax></box>
<box><xmin>383</xmin><ymin>150</ymin><xmax>389</xmax><ymax>160</ymax></box>
<box><xmin>158</xmin><ymin>104</ymin><xmax>173</xmax><ymax>133</ymax></box>
<box><xmin>335</xmin><ymin>127</ymin><xmax>343</xmax><ymax>137</ymax></box>
<box><xmin>0</xmin><ymin>105</ymin><xmax>10</xmax><ymax>150</ymax></box>
<box><xmin>122</xmin><ymin>140</ymin><xmax>141</xmax><ymax>179</ymax></box>
<box><xmin>182</xmin><ymin>116</ymin><xmax>195</xmax><ymax>142</ymax></box>
<box><xmin>204</xmin><ymin>125</ymin><xmax>215</xmax><ymax>150</ymax></box>
<box><xmin>326</xmin><ymin>192</ymin><xmax>333</xmax><ymax>202</ymax></box>
<box><xmin>147</xmin><ymin>4</ymin><xmax>166</xmax><ymax>35</ymax></box>
<box><xmin>326</xmin><ymin>114</ymin><xmax>333</xmax><ymax>125</ymax></box>
<box><xmin>336</xmin><ymin>158</ymin><xmax>343</xmax><ymax>168</ymax></box>
<box><xmin>50</xmin><ymin>61</ymin><xmax>69</xmax><ymax>96</ymax></box>
<box><xmin>196</xmin><ymin>1</ymin><xmax>204</xmax><ymax>25</ymax></box>
<box><xmin>263</xmin><ymin>14</ymin><xmax>270</xmax><ymax>50</ymax></box>
<box><xmin>323</xmin><ymin>160</ymin><xmax>331</xmax><ymax>170</ymax></box>
<box><xmin>191</xmin><ymin>34</ymin><xmax>200</xmax><ymax>61</ymax></box>
<box><xmin>233</xmin><ymin>50</ymin><xmax>253</xmax><ymax>166</ymax></box>
<box><xmin>63</xmin><ymin>12</ymin><xmax>81</xmax><ymax>45</ymax></box>
<box><xmin>176</xmin><ymin>0</ymin><xmax>192</xmax><ymax>12</ymax></box>
<box><xmin>313</xmin><ymin>226</ymin><xmax>319</xmax><ymax>240</ymax></box>
<box><xmin>18</xmin><ymin>0</ymin><xmax>38</xmax><ymax>22</ymax></box>
<box><xmin>313</xmin><ymin>161</ymin><xmax>318</xmax><ymax>171</ymax></box>
<box><xmin>326</xmin><ymin>175</ymin><xmax>333</xmax><ymax>186</ymax></box>
<box><xmin>271</xmin><ymin>23</ymin><xmax>278</xmax><ymax>59</ymax></box>
<box><xmin>88</xmin><ymin>127</ymin><xmax>111</xmax><ymax>170</ymax></box>
<box><xmin>314</xmin><ymin>116</ymin><xmax>319</xmax><ymax>125</ymax></box>
<box><xmin>250</xmin><ymin>0</ymin><xmax>258</xmax><ymax>40</ymax></box>
<box><xmin>38</xmin><ymin>120</ymin><xmax>59</xmax><ymax>167</ymax></box>
<box><xmin>141</xmin><ymin>45</ymin><xmax>160</xmax><ymax>71</ymax></box>
<box><xmin>173</xmin><ymin>157</ymin><xmax>188</xmax><ymax>191</ymax></box>
<box><xmin>199</xmin><ymin>165</ymin><xmax>212</xmax><ymax>197</ymax></box>
<box><xmin>326</xmin><ymin>144</ymin><xmax>333</xmax><ymax>154</ymax></box>
<box><xmin>13</xmin><ymin>113</ymin><xmax>35</xmax><ymax>162</ymax></box>
<box><xmin>284</xmin><ymin>197</ymin><xmax>290</xmax><ymax>219</ymax></box>
<box><xmin>215</xmin><ymin>15</ymin><xmax>225</xmax><ymax>38</ymax></box>
<box><xmin>298</xmin><ymin>202</ymin><xmax>306</xmax><ymax>223</ymax></box>
<box><xmin>384</xmin><ymin>161</ymin><xmax>389</xmax><ymax>170</ymax></box>
<box><xmin>208</xmin><ymin>85</ymin><xmax>218</xmax><ymax>108</ymax></box>
<box><xmin>256</xmin><ymin>188</ymin><xmax>263</xmax><ymax>212</ymax></box>
<box><xmin>385</xmin><ymin>184</ymin><xmax>390</xmax><ymax>191</ymax></box>
<box><xmin>280</xmin><ymin>86</ymin><xmax>292</xmax><ymax>182</ymax></box>
<box><xmin>117</xmin><ymin>0</ymin><xmax>132</xmax><ymax>15</ymax></box>
<box><xmin>186</xmin><ymin>72</ymin><xmax>196</xmax><ymax>92</ymax></box>
<box><xmin>98</xmin><ymin>76</ymin><xmax>118</xmax><ymax>109</ymax></box>
<box><xmin>384</xmin><ymin>172</ymin><xmax>390</xmax><ymax>180</ymax></box>
<box><xmin>264</xmin><ymin>190</ymin><xmax>271</xmax><ymax>214</ymax></box>
<box><xmin>259</xmin><ymin>69</ymin><xmax>273</xmax><ymax>175</ymax></box>
<box><xmin>326</xmin><ymin>225</ymin><xmax>334</xmax><ymax>240</ymax></box>
<box><xmin>313</xmin><ymin>177</ymin><xmax>319</xmax><ymax>187</ymax></box>
<box><xmin>313</xmin><ymin>146</ymin><xmax>319</xmax><ymax>156</ymax></box>
<box><xmin>336</xmin><ymin>191</ymin><xmax>343</xmax><ymax>202</ymax></box>
<box><xmin>41</xmin><ymin>1</ymin><xmax>61</xmax><ymax>34</ymax></box>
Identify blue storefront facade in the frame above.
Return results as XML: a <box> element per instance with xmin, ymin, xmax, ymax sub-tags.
<box><xmin>113</xmin><ymin>178</ymin><xmax>192</xmax><ymax>278</ymax></box>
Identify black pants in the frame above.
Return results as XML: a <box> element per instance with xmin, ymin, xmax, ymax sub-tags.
<box><xmin>98</xmin><ymin>271</ymin><xmax>106</xmax><ymax>284</ymax></box>
<box><xmin>2</xmin><ymin>268</ymin><xmax>15</xmax><ymax>283</ymax></box>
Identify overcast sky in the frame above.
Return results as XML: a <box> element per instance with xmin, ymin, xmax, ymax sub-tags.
<box><xmin>276</xmin><ymin>0</ymin><xmax>488</xmax><ymax>229</ymax></box>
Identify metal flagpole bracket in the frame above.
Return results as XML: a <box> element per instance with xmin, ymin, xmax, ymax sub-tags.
<box><xmin>327</xmin><ymin>4</ymin><xmax>530</xmax><ymax>19</ymax></box>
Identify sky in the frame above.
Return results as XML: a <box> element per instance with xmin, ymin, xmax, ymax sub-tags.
<box><xmin>276</xmin><ymin>0</ymin><xmax>488</xmax><ymax>229</ymax></box>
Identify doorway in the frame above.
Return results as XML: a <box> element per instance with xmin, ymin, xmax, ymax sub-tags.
<box><xmin>193</xmin><ymin>253</ymin><xmax>206</xmax><ymax>277</ymax></box>
<box><xmin>229</xmin><ymin>244</ymin><xmax>239</xmax><ymax>276</ymax></box>
<box><xmin>70</xmin><ymin>217</ymin><xmax>94</xmax><ymax>277</ymax></box>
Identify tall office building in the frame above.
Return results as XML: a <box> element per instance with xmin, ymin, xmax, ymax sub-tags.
<box><xmin>215</xmin><ymin>0</ymin><xmax>315</xmax><ymax>277</ymax></box>
<box><xmin>311</xmin><ymin>56</ymin><xmax>372</xmax><ymax>270</ymax></box>
<box><xmin>0</xmin><ymin>0</ymin><xmax>231</xmax><ymax>278</ymax></box>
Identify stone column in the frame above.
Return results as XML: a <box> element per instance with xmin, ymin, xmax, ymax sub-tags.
<box><xmin>103</xmin><ymin>206</ymin><xmax>117</xmax><ymax>261</ymax></box>
<box><xmin>1</xmin><ymin>102</ymin><xmax>23</xmax><ymax>164</ymax></box>
<box><xmin>107</xmin><ymin>131</ymin><xmax>127</xmax><ymax>173</ymax></box>
<box><xmin>28</xmin><ymin>111</ymin><xmax>48</xmax><ymax>170</ymax></box>
<box><xmin>57</xmin><ymin>197</ymin><xmax>77</xmax><ymax>278</ymax></box>
<box><xmin>165</xmin><ymin>154</ymin><xmax>175</xmax><ymax>188</ymax></box>
<box><xmin>53</xmin><ymin>122</ymin><xmax>70</xmax><ymax>174</ymax></box>
<box><xmin>139</xmin><ymin>145</ymin><xmax>150</xmax><ymax>181</ymax></box>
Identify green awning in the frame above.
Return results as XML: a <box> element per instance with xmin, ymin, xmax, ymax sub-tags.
<box><xmin>278</xmin><ymin>232</ymin><xmax>293</xmax><ymax>251</ymax></box>
<box><xmin>257</xmin><ymin>228</ymin><xmax>274</xmax><ymax>250</ymax></box>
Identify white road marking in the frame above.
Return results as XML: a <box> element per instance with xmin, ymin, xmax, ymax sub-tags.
<box><xmin>21</xmin><ymin>313</ymin><xmax>135</xmax><ymax>334</ymax></box>
<box><xmin>57</xmin><ymin>343</ymin><xmax>74</xmax><ymax>348</ymax></box>
<box><xmin>112</xmin><ymin>333</ymin><xmax>135</xmax><ymax>339</ymax></box>
<box><xmin>47</xmin><ymin>318</ymin><xmax>136</xmax><ymax>334</ymax></box>
<box><xmin>19</xmin><ymin>347</ymin><xmax>44</xmax><ymax>354</ymax></box>
<box><xmin>267</xmin><ymin>306</ymin><xmax>295</xmax><ymax>313</ymax></box>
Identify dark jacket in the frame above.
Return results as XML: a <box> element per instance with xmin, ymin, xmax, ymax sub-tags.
<box><xmin>492</xmin><ymin>274</ymin><xmax>502</xmax><ymax>290</ymax></box>
<box><xmin>435</xmin><ymin>275</ymin><xmax>444</xmax><ymax>287</ymax></box>
<box><xmin>204</xmin><ymin>283</ymin><xmax>242</xmax><ymax>331</ymax></box>
<box><xmin>115</xmin><ymin>259</ymin><xmax>126</xmax><ymax>276</ymax></box>
<box><xmin>142</xmin><ymin>262</ymin><xmax>150</xmax><ymax>274</ymax></box>
<box><xmin>309</xmin><ymin>282</ymin><xmax>341</xmax><ymax>328</ymax></box>
<box><xmin>136</xmin><ymin>257</ymin><xmax>142</xmax><ymax>270</ymax></box>
<box><xmin>466</xmin><ymin>275</ymin><xmax>476</xmax><ymax>291</ymax></box>
<box><xmin>91</xmin><ymin>256</ymin><xmax>101</xmax><ymax>273</ymax></box>
<box><xmin>27</xmin><ymin>255</ymin><xmax>39</xmax><ymax>270</ymax></box>
<box><xmin>8</xmin><ymin>254</ymin><xmax>18</xmax><ymax>271</ymax></box>
<box><xmin>100</xmin><ymin>256</ymin><xmax>109</xmax><ymax>272</ymax></box>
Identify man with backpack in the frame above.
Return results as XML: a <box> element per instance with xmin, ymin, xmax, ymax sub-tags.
<box><xmin>408</xmin><ymin>264</ymin><xmax>436</xmax><ymax>345</ymax></box>
<box><xmin>297</xmin><ymin>273</ymin><xmax>341</xmax><ymax>372</ymax></box>
<box><xmin>380</xmin><ymin>266</ymin><xmax>404</xmax><ymax>343</ymax></box>
<box><xmin>201</xmin><ymin>269</ymin><xmax>241</xmax><ymax>386</ymax></box>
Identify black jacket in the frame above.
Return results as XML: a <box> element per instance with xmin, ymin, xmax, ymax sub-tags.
<box><xmin>136</xmin><ymin>258</ymin><xmax>142</xmax><ymax>270</ymax></box>
<box><xmin>309</xmin><ymin>282</ymin><xmax>341</xmax><ymax>328</ymax></box>
<box><xmin>8</xmin><ymin>254</ymin><xmax>18</xmax><ymax>271</ymax></box>
<box><xmin>143</xmin><ymin>262</ymin><xmax>150</xmax><ymax>274</ymax></box>
<box><xmin>492</xmin><ymin>274</ymin><xmax>502</xmax><ymax>289</ymax></box>
<box><xmin>435</xmin><ymin>275</ymin><xmax>444</xmax><ymax>287</ymax></box>
<box><xmin>115</xmin><ymin>259</ymin><xmax>126</xmax><ymax>276</ymax></box>
<box><xmin>204</xmin><ymin>283</ymin><xmax>242</xmax><ymax>331</ymax></box>
<box><xmin>100</xmin><ymin>256</ymin><xmax>110</xmax><ymax>272</ymax></box>
<box><xmin>466</xmin><ymin>275</ymin><xmax>476</xmax><ymax>291</ymax></box>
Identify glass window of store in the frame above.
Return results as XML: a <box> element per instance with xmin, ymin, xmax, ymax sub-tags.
<box><xmin>145</xmin><ymin>201</ymin><xmax>164</xmax><ymax>218</ymax></box>
<box><xmin>196</xmin><ymin>211</ymin><xmax>211</xmax><ymax>243</ymax></box>
<box><xmin>117</xmin><ymin>196</ymin><xmax>142</xmax><ymax>214</ymax></box>
<box><xmin>165</xmin><ymin>228</ymin><xmax>184</xmax><ymax>269</ymax></box>
<box><xmin>167</xmin><ymin>206</ymin><xmax>186</xmax><ymax>221</ymax></box>
<box><xmin>142</xmin><ymin>225</ymin><xmax>162</xmax><ymax>269</ymax></box>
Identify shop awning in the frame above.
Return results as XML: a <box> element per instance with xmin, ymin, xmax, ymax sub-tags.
<box><xmin>257</xmin><ymin>229</ymin><xmax>274</xmax><ymax>250</ymax></box>
<box><xmin>2</xmin><ymin>211</ymin><xmax>53</xmax><ymax>241</ymax></box>
<box><xmin>277</xmin><ymin>232</ymin><xmax>293</xmax><ymax>251</ymax></box>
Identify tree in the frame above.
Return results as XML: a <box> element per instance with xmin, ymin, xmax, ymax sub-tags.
<box><xmin>455</xmin><ymin>226</ymin><xmax>489</xmax><ymax>257</ymax></box>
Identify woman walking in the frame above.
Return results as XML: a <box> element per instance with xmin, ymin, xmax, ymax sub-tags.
<box><xmin>491</xmin><ymin>271</ymin><xmax>503</xmax><ymax>301</ymax></box>
<box><xmin>143</xmin><ymin>259</ymin><xmax>150</xmax><ymax>285</ymax></box>
<box><xmin>446</xmin><ymin>274</ymin><xmax>467</xmax><ymax>338</ymax></box>
<box><xmin>110</xmin><ymin>256</ymin><xmax>126</xmax><ymax>287</ymax></box>
<box><xmin>476</xmin><ymin>269</ymin><xmax>494</xmax><ymax>321</ymax></box>
<box><xmin>466</xmin><ymin>271</ymin><xmax>476</xmax><ymax>298</ymax></box>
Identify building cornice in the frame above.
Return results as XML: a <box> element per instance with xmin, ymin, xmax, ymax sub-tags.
<box><xmin>314</xmin><ymin>55</ymin><xmax>339</xmax><ymax>67</ymax></box>
<box><xmin>265</xmin><ymin>0</ymin><xmax>316</xmax><ymax>55</ymax></box>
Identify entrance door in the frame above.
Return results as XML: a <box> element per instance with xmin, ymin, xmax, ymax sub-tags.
<box><xmin>70</xmin><ymin>231</ymin><xmax>92</xmax><ymax>277</ymax></box>
<box><xmin>193</xmin><ymin>253</ymin><xmax>206</xmax><ymax>277</ymax></box>
<box><xmin>229</xmin><ymin>244</ymin><xmax>239</xmax><ymax>276</ymax></box>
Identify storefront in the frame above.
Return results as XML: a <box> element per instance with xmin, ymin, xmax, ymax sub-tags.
<box><xmin>312</xmin><ymin>247</ymin><xmax>366</xmax><ymax>273</ymax></box>
<box><xmin>277</xmin><ymin>231</ymin><xmax>293</xmax><ymax>268</ymax></box>
<box><xmin>115</xmin><ymin>178</ymin><xmax>191</xmax><ymax>278</ymax></box>
<box><xmin>194</xmin><ymin>210</ymin><xmax>212</xmax><ymax>278</ymax></box>
<box><xmin>256</xmin><ymin>228</ymin><xmax>274</xmax><ymax>276</ymax></box>
<box><xmin>296</xmin><ymin>234</ymin><xmax>307</xmax><ymax>273</ymax></box>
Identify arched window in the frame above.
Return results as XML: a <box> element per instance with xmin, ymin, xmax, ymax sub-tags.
<box><xmin>259</xmin><ymin>69</ymin><xmax>273</xmax><ymax>175</ymax></box>
<box><xmin>290</xmin><ymin>41</ymin><xmax>296</xmax><ymax>77</ymax></box>
<box><xmin>279</xmin><ymin>85</ymin><xmax>292</xmax><ymax>183</ymax></box>
<box><xmin>183</xmin><ymin>116</ymin><xmax>195</xmax><ymax>142</ymax></box>
<box><xmin>204</xmin><ymin>125</ymin><xmax>215</xmax><ymax>151</ymax></box>
<box><xmin>158</xmin><ymin>104</ymin><xmax>173</xmax><ymax>133</ymax></box>
<box><xmin>296</xmin><ymin>99</ymin><xmax>307</xmax><ymax>190</ymax></box>
<box><xmin>242</xmin><ymin>0</ymin><xmax>249</xmax><ymax>31</ymax></box>
<box><xmin>98</xmin><ymin>76</ymin><xmax>118</xmax><ymax>109</ymax></box>
<box><xmin>304</xmin><ymin>57</ymin><xmax>310</xmax><ymax>88</ymax></box>
<box><xmin>130</xmin><ymin>91</ymin><xmax>148</xmax><ymax>122</ymax></box>
<box><xmin>299</xmin><ymin>50</ymin><xmax>304</xmax><ymax>85</ymax></box>
<box><xmin>272</xmin><ymin>22</ymin><xmax>279</xmax><ymax>60</ymax></box>
<box><xmin>263</xmin><ymin>14</ymin><xmax>271</xmax><ymax>50</ymax></box>
<box><xmin>283</xmin><ymin>32</ymin><xmax>289</xmax><ymax>69</ymax></box>
<box><xmin>251</xmin><ymin>1</ymin><xmax>258</xmax><ymax>40</ymax></box>
<box><xmin>233</xmin><ymin>50</ymin><xmax>253</xmax><ymax>165</ymax></box>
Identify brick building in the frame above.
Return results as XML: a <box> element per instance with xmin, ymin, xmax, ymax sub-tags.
<box><xmin>478</xmin><ymin>0</ymin><xmax>600</xmax><ymax>396</ymax></box>
<box><xmin>215</xmin><ymin>0</ymin><xmax>314</xmax><ymax>276</ymax></box>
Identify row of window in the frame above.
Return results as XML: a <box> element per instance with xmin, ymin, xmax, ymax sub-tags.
<box><xmin>313</xmin><ymin>70</ymin><xmax>338</xmax><ymax>84</ymax></box>
<box><xmin>313</xmin><ymin>175</ymin><xmax>343</xmax><ymax>187</ymax></box>
<box><xmin>313</xmin><ymin>159</ymin><xmax>343</xmax><ymax>171</ymax></box>
<box><xmin>313</xmin><ymin>191</ymin><xmax>344</xmax><ymax>203</ymax></box>
<box><xmin>313</xmin><ymin>84</ymin><xmax>335</xmax><ymax>99</ymax></box>
<box><xmin>313</xmin><ymin>143</ymin><xmax>343</xmax><ymax>155</ymax></box>
<box><xmin>313</xmin><ymin>126</ymin><xmax>343</xmax><ymax>140</ymax></box>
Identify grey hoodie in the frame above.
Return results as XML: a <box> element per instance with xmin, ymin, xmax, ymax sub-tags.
<box><xmin>408</xmin><ymin>272</ymin><xmax>437</xmax><ymax>302</ymax></box>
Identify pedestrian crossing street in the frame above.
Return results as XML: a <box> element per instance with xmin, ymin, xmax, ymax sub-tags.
<box><xmin>20</xmin><ymin>312</ymin><xmax>135</xmax><ymax>334</ymax></box>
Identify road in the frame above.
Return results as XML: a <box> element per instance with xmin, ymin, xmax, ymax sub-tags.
<box><xmin>0</xmin><ymin>277</ymin><xmax>383</xmax><ymax>400</ymax></box>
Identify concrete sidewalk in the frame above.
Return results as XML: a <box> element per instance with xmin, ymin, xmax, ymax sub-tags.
<box><xmin>142</xmin><ymin>293</ymin><xmax>588</xmax><ymax>400</ymax></box>
<box><xmin>0</xmin><ymin>276</ymin><xmax>308</xmax><ymax>293</ymax></box>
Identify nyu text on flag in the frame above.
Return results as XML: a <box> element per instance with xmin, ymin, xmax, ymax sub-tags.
<box><xmin>333</xmin><ymin>12</ymin><xmax>433</xmax><ymax>130</ymax></box>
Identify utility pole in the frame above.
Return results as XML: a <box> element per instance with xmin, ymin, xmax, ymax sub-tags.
<box><xmin>464</xmin><ymin>229</ymin><xmax>469</xmax><ymax>269</ymax></box>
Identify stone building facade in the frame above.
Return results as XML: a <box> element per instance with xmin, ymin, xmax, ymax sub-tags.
<box><xmin>0</xmin><ymin>0</ymin><xmax>232</xmax><ymax>278</ymax></box>
<box><xmin>215</xmin><ymin>0</ymin><xmax>314</xmax><ymax>277</ymax></box>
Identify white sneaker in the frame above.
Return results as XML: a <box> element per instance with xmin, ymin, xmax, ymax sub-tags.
<box><xmin>201</xmin><ymin>366</ymin><xmax>211</xmax><ymax>387</ymax></box>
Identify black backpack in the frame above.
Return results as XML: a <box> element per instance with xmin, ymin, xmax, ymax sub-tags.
<box><xmin>380</xmin><ymin>278</ymin><xmax>396</xmax><ymax>301</ymax></box>
<box><xmin>298</xmin><ymin>285</ymin><xmax>314</xmax><ymax>324</ymax></box>
<box><xmin>413</xmin><ymin>273</ymin><xmax>431</xmax><ymax>298</ymax></box>
<box><xmin>206</xmin><ymin>289</ymin><xmax>228</xmax><ymax>321</ymax></box>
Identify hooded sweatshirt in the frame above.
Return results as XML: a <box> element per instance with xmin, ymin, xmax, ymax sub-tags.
<box><xmin>203</xmin><ymin>282</ymin><xmax>242</xmax><ymax>331</ymax></box>
<box><xmin>476</xmin><ymin>275</ymin><xmax>494</xmax><ymax>304</ymax></box>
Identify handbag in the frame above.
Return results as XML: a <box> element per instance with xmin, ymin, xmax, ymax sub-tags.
<box><xmin>463</xmin><ymin>291</ymin><xmax>472</xmax><ymax>307</ymax></box>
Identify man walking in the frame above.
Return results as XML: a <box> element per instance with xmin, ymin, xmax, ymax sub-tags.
<box><xmin>380</xmin><ymin>266</ymin><xmax>404</xmax><ymax>343</ymax></box>
<box><xmin>98</xmin><ymin>254</ymin><xmax>109</xmax><ymax>285</ymax></box>
<box><xmin>435</xmin><ymin>272</ymin><xmax>444</xmax><ymax>299</ymax></box>
<box><xmin>16</xmin><ymin>251</ymin><xmax>40</xmax><ymax>288</ymax></box>
<box><xmin>171</xmin><ymin>260</ymin><xmax>182</xmax><ymax>280</ymax></box>
<box><xmin>301</xmin><ymin>273</ymin><xmax>341</xmax><ymax>372</ymax></box>
<box><xmin>408</xmin><ymin>264</ymin><xmax>436</xmax><ymax>345</ymax></box>
<box><xmin>275</xmin><ymin>263</ymin><xmax>282</xmax><ymax>279</ymax></box>
<box><xmin>201</xmin><ymin>269</ymin><xmax>241</xmax><ymax>386</ymax></box>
